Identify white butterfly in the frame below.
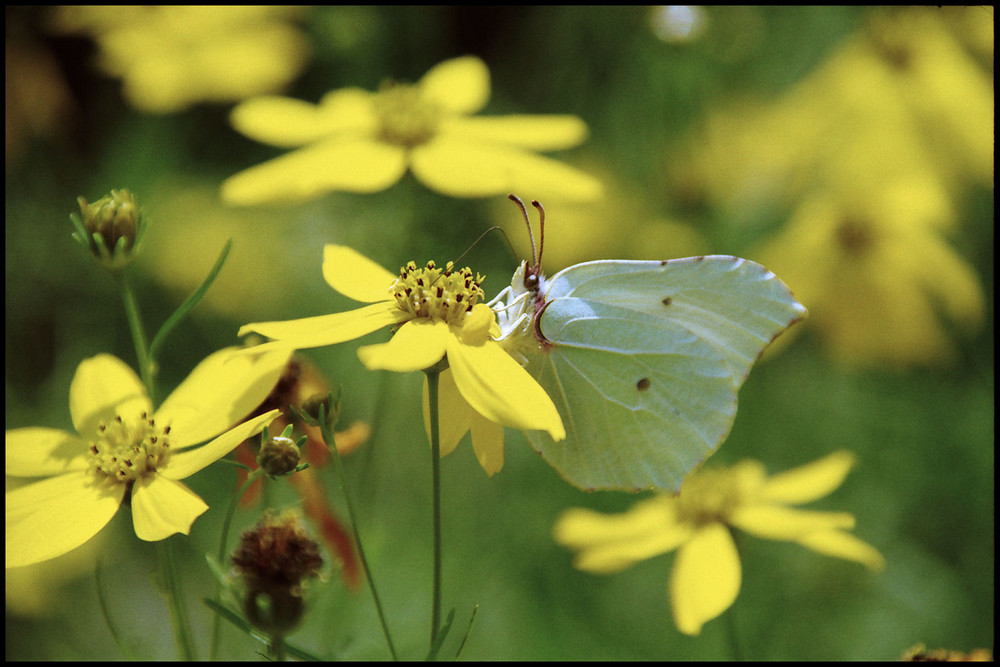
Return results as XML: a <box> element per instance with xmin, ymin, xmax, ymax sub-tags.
<box><xmin>491</xmin><ymin>196</ymin><xmax>807</xmax><ymax>492</ymax></box>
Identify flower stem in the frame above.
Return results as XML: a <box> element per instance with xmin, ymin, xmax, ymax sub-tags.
<box><xmin>156</xmin><ymin>538</ymin><xmax>195</xmax><ymax>661</ymax></box>
<box><xmin>321</xmin><ymin>416</ymin><xmax>399</xmax><ymax>661</ymax></box>
<box><xmin>210</xmin><ymin>467</ymin><xmax>266</xmax><ymax>660</ymax></box>
<box><xmin>425</xmin><ymin>369</ymin><xmax>443</xmax><ymax>651</ymax></box>
<box><xmin>117</xmin><ymin>269</ymin><xmax>155</xmax><ymax>401</ymax></box>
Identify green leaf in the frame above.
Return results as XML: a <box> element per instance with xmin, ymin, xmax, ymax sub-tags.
<box><xmin>202</xmin><ymin>598</ymin><xmax>323</xmax><ymax>661</ymax></box>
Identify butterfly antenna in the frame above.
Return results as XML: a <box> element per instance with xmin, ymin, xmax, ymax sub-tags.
<box><xmin>531</xmin><ymin>200</ymin><xmax>545</xmax><ymax>271</ymax></box>
<box><xmin>508</xmin><ymin>194</ymin><xmax>538</xmax><ymax>268</ymax></box>
<box><xmin>451</xmin><ymin>226</ymin><xmax>513</xmax><ymax>267</ymax></box>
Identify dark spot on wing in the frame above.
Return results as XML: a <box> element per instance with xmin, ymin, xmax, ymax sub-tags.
<box><xmin>636</xmin><ymin>377</ymin><xmax>651</xmax><ymax>391</ymax></box>
<box><xmin>662</xmin><ymin>296</ymin><xmax>672</xmax><ymax>306</ymax></box>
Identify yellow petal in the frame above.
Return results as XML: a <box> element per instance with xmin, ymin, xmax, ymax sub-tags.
<box><xmin>70</xmin><ymin>354</ymin><xmax>151</xmax><ymax>440</ymax></box>
<box><xmin>410</xmin><ymin>137</ymin><xmax>602</xmax><ymax>202</ymax></box>
<box><xmin>553</xmin><ymin>496</ymin><xmax>690</xmax><ymax>574</ymax></box>
<box><xmin>669</xmin><ymin>523</ymin><xmax>742</xmax><ymax>636</ymax></box>
<box><xmin>419</xmin><ymin>56</ymin><xmax>490</xmax><ymax>114</ymax></box>
<box><xmin>423</xmin><ymin>369</ymin><xmax>473</xmax><ymax>457</ymax></box>
<box><xmin>160</xmin><ymin>410</ymin><xmax>281</xmax><ymax>480</ymax></box>
<box><xmin>239</xmin><ymin>301</ymin><xmax>405</xmax><ymax>347</ymax></box>
<box><xmin>230</xmin><ymin>89</ymin><xmax>374</xmax><ymax>148</ymax></box>
<box><xmin>221</xmin><ymin>137</ymin><xmax>408</xmax><ymax>205</ymax></box>
<box><xmin>130</xmin><ymin>475</ymin><xmax>208</xmax><ymax>541</ymax></box>
<box><xmin>446</xmin><ymin>335</ymin><xmax>565</xmax><ymax>439</ymax></box>
<box><xmin>758</xmin><ymin>451</ymin><xmax>856</xmax><ymax>505</ymax></box>
<box><xmin>729</xmin><ymin>504</ymin><xmax>856</xmax><ymax>540</ymax></box>
<box><xmin>358</xmin><ymin>320</ymin><xmax>449</xmax><ymax>372</ymax></box>
<box><xmin>795</xmin><ymin>529</ymin><xmax>885</xmax><ymax>571</ymax></box>
<box><xmin>470</xmin><ymin>411</ymin><xmax>505</xmax><ymax>476</ymax></box>
<box><xmin>155</xmin><ymin>347</ymin><xmax>290</xmax><ymax>449</ymax></box>
<box><xmin>5</xmin><ymin>471</ymin><xmax>124</xmax><ymax>568</ymax></box>
<box><xmin>6</xmin><ymin>428</ymin><xmax>90</xmax><ymax>477</ymax></box>
<box><xmin>445</xmin><ymin>115</ymin><xmax>588</xmax><ymax>150</ymax></box>
<box><xmin>322</xmin><ymin>244</ymin><xmax>398</xmax><ymax>302</ymax></box>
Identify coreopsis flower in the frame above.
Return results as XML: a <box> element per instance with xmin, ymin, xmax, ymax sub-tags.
<box><xmin>221</xmin><ymin>56</ymin><xmax>602</xmax><ymax>204</ymax></box>
<box><xmin>239</xmin><ymin>245</ymin><xmax>565</xmax><ymax>474</ymax></box>
<box><xmin>754</xmin><ymin>182</ymin><xmax>984</xmax><ymax>367</ymax></box>
<box><xmin>5</xmin><ymin>347</ymin><xmax>290</xmax><ymax>568</ymax></box>
<box><xmin>51</xmin><ymin>6</ymin><xmax>310</xmax><ymax>113</ymax></box>
<box><xmin>554</xmin><ymin>451</ymin><xmax>884</xmax><ymax>636</ymax></box>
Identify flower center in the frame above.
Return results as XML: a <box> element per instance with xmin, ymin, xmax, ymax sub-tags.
<box><xmin>373</xmin><ymin>82</ymin><xmax>440</xmax><ymax>149</ymax></box>
<box><xmin>675</xmin><ymin>468</ymin><xmax>745</xmax><ymax>526</ymax></box>
<box><xmin>391</xmin><ymin>260</ymin><xmax>485</xmax><ymax>326</ymax></box>
<box><xmin>88</xmin><ymin>412</ymin><xmax>171</xmax><ymax>484</ymax></box>
<box><xmin>835</xmin><ymin>216</ymin><xmax>877</xmax><ymax>258</ymax></box>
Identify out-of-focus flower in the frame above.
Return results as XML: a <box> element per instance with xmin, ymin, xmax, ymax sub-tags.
<box><xmin>239</xmin><ymin>245</ymin><xmax>565</xmax><ymax>475</ymax></box>
<box><xmin>232</xmin><ymin>510</ymin><xmax>322</xmax><ymax>635</ymax></box>
<box><xmin>554</xmin><ymin>451</ymin><xmax>884</xmax><ymax>636</ymax></box>
<box><xmin>222</xmin><ymin>56</ymin><xmax>602</xmax><ymax>204</ymax></box>
<box><xmin>754</xmin><ymin>181</ymin><xmax>985</xmax><ymax>367</ymax></box>
<box><xmin>5</xmin><ymin>33</ymin><xmax>73</xmax><ymax>167</ymax></box>
<box><xmin>5</xmin><ymin>348</ymin><xmax>289</xmax><ymax>568</ymax></box>
<box><xmin>51</xmin><ymin>6</ymin><xmax>310</xmax><ymax>113</ymax></box>
<box><xmin>902</xmin><ymin>643</ymin><xmax>993</xmax><ymax>662</ymax></box>
<box><xmin>233</xmin><ymin>356</ymin><xmax>368</xmax><ymax>589</ymax></box>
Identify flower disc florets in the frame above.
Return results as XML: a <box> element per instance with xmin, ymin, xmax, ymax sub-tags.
<box><xmin>88</xmin><ymin>412</ymin><xmax>171</xmax><ymax>484</ymax></box>
<box><xmin>391</xmin><ymin>260</ymin><xmax>486</xmax><ymax>327</ymax></box>
<box><xmin>373</xmin><ymin>81</ymin><xmax>440</xmax><ymax>149</ymax></box>
<box><xmin>674</xmin><ymin>466</ymin><xmax>753</xmax><ymax>526</ymax></box>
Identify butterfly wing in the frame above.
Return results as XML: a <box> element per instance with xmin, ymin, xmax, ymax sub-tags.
<box><xmin>522</xmin><ymin>256</ymin><xmax>806</xmax><ymax>492</ymax></box>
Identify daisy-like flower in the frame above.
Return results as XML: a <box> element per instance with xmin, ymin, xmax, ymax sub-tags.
<box><xmin>554</xmin><ymin>451</ymin><xmax>884</xmax><ymax>636</ymax></box>
<box><xmin>6</xmin><ymin>347</ymin><xmax>290</xmax><ymax>568</ymax></box>
<box><xmin>221</xmin><ymin>56</ymin><xmax>602</xmax><ymax>205</ymax></box>
<box><xmin>239</xmin><ymin>245</ymin><xmax>565</xmax><ymax>474</ymax></box>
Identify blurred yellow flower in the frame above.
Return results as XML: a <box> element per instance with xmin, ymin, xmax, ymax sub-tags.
<box><xmin>239</xmin><ymin>245</ymin><xmax>565</xmax><ymax>474</ymax></box>
<box><xmin>554</xmin><ymin>451</ymin><xmax>884</xmax><ymax>636</ymax></box>
<box><xmin>222</xmin><ymin>56</ymin><xmax>602</xmax><ymax>204</ymax></box>
<box><xmin>51</xmin><ymin>6</ymin><xmax>309</xmax><ymax>113</ymax></box>
<box><xmin>754</xmin><ymin>182</ymin><xmax>984</xmax><ymax>367</ymax></box>
<box><xmin>5</xmin><ymin>348</ymin><xmax>289</xmax><ymax>568</ymax></box>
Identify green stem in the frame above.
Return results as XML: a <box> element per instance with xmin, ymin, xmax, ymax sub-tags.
<box><xmin>157</xmin><ymin>538</ymin><xmax>195</xmax><ymax>661</ymax></box>
<box><xmin>117</xmin><ymin>269</ymin><xmax>155</xmax><ymax>402</ymax></box>
<box><xmin>321</xmin><ymin>416</ymin><xmax>399</xmax><ymax>661</ymax></box>
<box><xmin>210</xmin><ymin>467</ymin><xmax>266</xmax><ymax>660</ymax></box>
<box><xmin>426</xmin><ymin>369</ymin><xmax>443</xmax><ymax>651</ymax></box>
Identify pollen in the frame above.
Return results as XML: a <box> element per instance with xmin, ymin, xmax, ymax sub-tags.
<box><xmin>88</xmin><ymin>411</ymin><xmax>171</xmax><ymax>484</ymax></box>
<box><xmin>373</xmin><ymin>81</ymin><xmax>441</xmax><ymax>149</ymax></box>
<box><xmin>391</xmin><ymin>260</ymin><xmax>486</xmax><ymax>326</ymax></box>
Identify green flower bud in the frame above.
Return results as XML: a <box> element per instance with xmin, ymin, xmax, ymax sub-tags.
<box><xmin>70</xmin><ymin>189</ymin><xmax>145</xmax><ymax>270</ymax></box>
<box><xmin>257</xmin><ymin>428</ymin><xmax>302</xmax><ymax>477</ymax></box>
<box><xmin>299</xmin><ymin>392</ymin><xmax>339</xmax><ymax>430</ymax></box>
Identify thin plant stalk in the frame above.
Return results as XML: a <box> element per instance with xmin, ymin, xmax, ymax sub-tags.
<box><xmin>426</xmin><ymin>369</ymin><xmax>443</xmax><ymax>650</ymax></box>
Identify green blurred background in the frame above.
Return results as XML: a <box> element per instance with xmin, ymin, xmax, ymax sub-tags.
<box><xmin>5</xmin><ymin>6</ymin><xmax>993</xmax><ymax>660</ymax></box>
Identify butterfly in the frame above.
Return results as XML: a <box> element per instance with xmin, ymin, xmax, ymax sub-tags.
<box><xmin>492</xmin><ymin>195</ymin><xmax>807</xmax><ymax>492</ymax></box>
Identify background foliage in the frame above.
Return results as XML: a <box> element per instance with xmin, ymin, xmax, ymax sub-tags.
<box><xmin>5</xmin><ymin>6</ymin><xmax>993</xmax><ymax>660</ymax></box>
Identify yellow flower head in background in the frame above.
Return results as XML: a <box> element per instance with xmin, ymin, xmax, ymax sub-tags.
<box><xmin>755</xmin><ymin>181</ymin><xmax>984</xmax><ymax>367</ymax></box>
<box><xmin>6</xmin><ymin>348</ymin><xmax>290</xmax><ymax>568</ymax></box>
<box><xmin>51</xmin><ymin>6</ymin><xmax>310</xmax><ymax>113</ymax></box>
<box><xmin>239</xmin><ymin>245</ymin><xmax>565</xmax><ymax>475</ymax></box>
<box><xmin>222</xmin><ymin>56</ymin><xmax>602</xmax><ymax>205</ymax></box>
<box><xmin>554</xmin><ymin>451</ymin><xmax>884</xmax><ymax>636</ymax></box>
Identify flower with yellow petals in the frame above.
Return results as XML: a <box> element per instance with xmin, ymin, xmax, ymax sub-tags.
<box><xmin>5</xmin><ymin>347</ymin><xmax>290</xmax><ymax>568</ymax></box>
<box><xmin>239</xmin><ymin>245</ymin><xmax>565</xmax><ymax>474</ymax></box>
<box><xmin>51</xmin><ymin>6</ymin><xmax>310</xmax><ymax>113</ymax></box>
<box><xmin>554</xmin><ymin>451</ymin><xmax>884</xmax><ymax>636</ymax></box>
<box><xmin>221</xmin><ymin>56</ymin><xmax>602</xmax><ymax>205</ymax></box>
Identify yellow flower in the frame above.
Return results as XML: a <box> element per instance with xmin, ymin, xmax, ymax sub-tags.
<box><xmin>754</xmin><ymin>182</ymin><xmax>984</xmax><ymax>367</ymax></box>
<box><xmin>239</xmin><ymin>245</ymin><xmax>565</xmax><ymax>474</ymax></box>
<box><xmin>221</xmin><ymin>56</ymin><xmax>602</xmax><ymax>205</ymax></box>
<box><xmin>5</xmin><ymin>347</ymin><xmax>290</xmax><ymax>568</ymax></box>
<box><xmin>51</xmin><ymin>6</ymin><xmax>309</xmax><ymax>113</ymax></box>
<box><xmin>554</xmin><ymin>451</ymin><xmax>884</xmax><ymax>636</ymax></box>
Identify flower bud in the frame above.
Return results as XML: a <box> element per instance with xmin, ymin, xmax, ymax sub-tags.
<box><xmin>257</xmin><ymin>428</ymin><xmax>302</xmax><ymax>477</ymax></box>
<box><xmin>231</xmin><ymin>511</ymin><xmax>323</xmax><ymax>635</ymax></box>
<box><xmin>70</xmin><ymin>189</ymin><xmax>144</xmax><ymax>269</ymax></box>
